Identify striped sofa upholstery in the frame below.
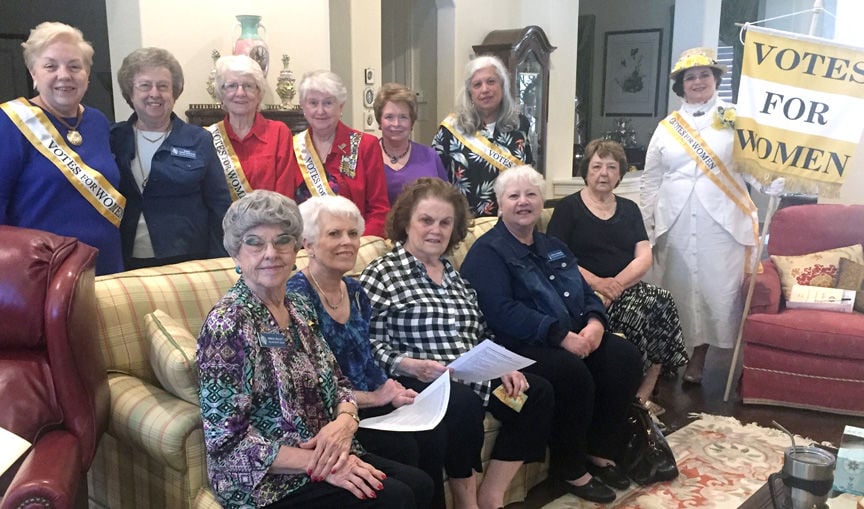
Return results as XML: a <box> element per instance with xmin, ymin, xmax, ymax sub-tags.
<box><xmin>87</xmin><ymin>211</ymin><xmax>553</xmax><ymax>509</ymax></box>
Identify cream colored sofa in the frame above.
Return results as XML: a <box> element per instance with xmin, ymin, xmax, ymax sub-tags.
<box><xmin>86</xmin><ymin>212</ymin><xmax>552</xmax><ymax>509</ymax></box>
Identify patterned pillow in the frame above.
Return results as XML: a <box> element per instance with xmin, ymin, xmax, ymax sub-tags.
<box><xmin>771</xmin><ymin>244</ymin><xmax>864</xmax><ymax>300</ymax></box>
<box><xmin>836</xmin><ymin>257</ymin><xmax>864</xmax><ymax>313</ymax></box>
<box><xmin>144</xmin><ymin>309</ymin><xmax>199</xmax><ymax>404</ymax></box>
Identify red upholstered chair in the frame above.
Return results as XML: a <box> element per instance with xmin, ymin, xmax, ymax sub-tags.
<box><xmin>0</xmin><ymin>226</ymin><xmax>109</xmax><ymax>508</ymax></box>
<box><xmin>741</xmin><ymin>204</ymin><xmax>864</xmax><ymax>416</ymax></box>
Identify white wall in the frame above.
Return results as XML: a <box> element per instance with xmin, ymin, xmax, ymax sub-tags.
<box><xmin>105</xmin><ymin>0</ymin><xmax>331</xmax><ymax>121</ymax></box>
<box><xmin>579</xmin><ymin>0</ymin><xmax>676</xmax><ymax>148</ymax></box>
<box><xmin>329</xmin><ymin>0</ymin><xmax>381</xmax><ymax>132</ymax></box>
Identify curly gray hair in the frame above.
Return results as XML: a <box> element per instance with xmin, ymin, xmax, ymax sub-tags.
<box><xmin>298</xmin><ymin>195</ymin><xmax>365</xmax><ymax>246</ymax></box>
<box><xmin>222</xmin><ymin>190</ymin><xmax>303</xmax><ymax>257</ymax></box>
<box><xmin>214</xmin><ymin>54</ymin><xmax>266</xmax><ymax>104</ymax></box>
<box><xmin>298</xmin><ymin>70</ymin><xmax>348</xmax><ymax>106</ymax></box>
<box><xmin>493</xmin><ymin>164</ymin><xmax>546</xmax><ymax>216</ymax></box>
<box><xmin>117</xmin><ymin>47</ymin><xmax>185</xmax><ymax>108</ymax></box>
<box><xmin>453</xmin><ymin>55</ymin><xmax>521</xmax><ymax>134</ymax></box>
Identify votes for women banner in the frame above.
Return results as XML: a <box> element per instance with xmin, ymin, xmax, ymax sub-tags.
<box><xmin>735</xmin><ymin>25</ymin><xmax>864</xmax><ymax>197</ymax></box>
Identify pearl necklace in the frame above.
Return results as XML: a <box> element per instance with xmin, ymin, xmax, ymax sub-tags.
<box><xmin>380</xmin><ymin>139</ymin><xmax>410</xmax><ymax>164</ymax></box>
<box><xmin>307</xmin><ymin>269</ymin><xmax>344</xmax><ymax>310</ymax></box>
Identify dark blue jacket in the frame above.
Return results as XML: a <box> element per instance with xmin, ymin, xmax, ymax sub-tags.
<box><xmin>111</xmin><ymin>113</ymin><xmax>230</xmax><ymax>265</ymax></box>
<box><xmin>461</xmin><ymin>219</ymin><xmax>608</xmax><ymax>350</ymax></box>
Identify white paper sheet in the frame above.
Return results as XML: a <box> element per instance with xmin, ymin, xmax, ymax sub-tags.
<box><xmin>446</xmin><ymin>339</ymin><xmax>535</xmax><ymax>383</ymax></box>
<box><xmin>0</xmin><ymin>426</ymin><xmax>31</xmax><ymax>476</ymax></box>
<box><xmin>359</xmin><ymin>372</ymin><xmax>450</xmax><ymax>432</ymax></box>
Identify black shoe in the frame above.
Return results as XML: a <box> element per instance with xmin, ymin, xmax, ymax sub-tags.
<box><xmin>564</xmin><ymin>477</ymin><xmax>616</xmax><ymax>503</ymax></box>
<box><xmin>587</xmin><ymin>463</ymin><xmax>631</xmax><ymax>490</ymax></box>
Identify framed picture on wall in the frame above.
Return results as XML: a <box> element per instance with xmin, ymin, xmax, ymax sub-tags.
<box><xmin>602</xmin><ymin>29</ymin><xmax>662</xmax><ymax>116</ymax></box>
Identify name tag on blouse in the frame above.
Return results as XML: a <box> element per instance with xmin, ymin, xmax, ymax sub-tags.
<box><xmin>170</xmin><ymin>147</ymin><xmax>197</xmax><ymax>159</ymax></box>
<box><xmin>258</xmin><ymin>332</ymin><xmax>287</xmax><ymax>348</ymax></box>
<box><xmin>547</xmin><ymin>250</ymin><xmax>566</xmax><ymax>262</ymax></box>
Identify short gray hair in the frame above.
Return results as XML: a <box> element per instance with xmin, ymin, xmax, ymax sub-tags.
<box><xmin>298</xmin><ymin>195</ymin><xmax>365</xmax><ymax>245</ymax></box>
<box><xmin>298</xmin><ymin>70</ymin><xmax>348</xmax><ymax>106</ymax></box>
<box><xmin>493</xmin><ymin>165</ymin><xmax>546</xmax><ymax>215</ymax></box>
<box><xmin>22</xmin><ymin>21</ymin><xmax>94</xmax><ymax>71</ymax></box>
<box><xmin>117</xmin><ymin>47</ymin><xmax>185</xmax><ymax>108</ymax></box>
<box><xmin>214</xmin><ymin>55</ymin><xmax>266</xmax><ymax>104</ymax></box>
<box><xmin>454</xmin><ymin>55</ymin><xmax>521</xmax><ymax>134</ymax></box>
<box><xmin>222</xmin><ymin>190</ymin><xmax>303</xmax><ymax>257</ymax></box>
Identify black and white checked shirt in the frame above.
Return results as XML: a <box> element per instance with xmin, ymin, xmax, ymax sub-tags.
<box><xmin>358</xmin><ymin>243</ymin><xmax>494</xmax><ymax>404</ymax></box>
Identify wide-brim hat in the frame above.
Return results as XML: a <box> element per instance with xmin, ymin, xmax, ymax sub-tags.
<box><xmin>669</xmin><ymin>47</ymin><xmax>727</xmax><ymax>80</ymax></box>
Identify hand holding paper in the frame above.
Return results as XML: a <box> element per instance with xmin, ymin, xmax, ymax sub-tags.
<box><xmin>447</xmin><ymin>340</ymin><xmax>535</xmax><ymax>383</ymax></box>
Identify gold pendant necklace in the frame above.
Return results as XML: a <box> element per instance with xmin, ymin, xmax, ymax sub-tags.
<box><xmin>307</xmin><ymin>269</ymin><xmax>344</xmax><ymax>310</ymax></box>
<box><xmin>34</xmin><ymin>98</ymin><xmax>83</xmax><ymax>145</ymax></box>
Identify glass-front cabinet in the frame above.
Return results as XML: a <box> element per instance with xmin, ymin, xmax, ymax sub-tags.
<box><xmin>473</xmin><ymin>26</ymin><xmax>556</xmax><ymax>175</ymax></box>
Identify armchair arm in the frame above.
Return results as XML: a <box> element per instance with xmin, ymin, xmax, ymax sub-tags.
<box><xmin>744</xmin><ymin>259</ymin><xmax>782</xmax><ymax>315</ymax></box>
<box><xmin>0</xmin><ymin>431</ymin><xmax>82</xmax><ymax>509</ymax></box>
<box><xmin>107</xmin><ymin>374</ymin><xmax>202</xmax><ymax>472</ymax></box>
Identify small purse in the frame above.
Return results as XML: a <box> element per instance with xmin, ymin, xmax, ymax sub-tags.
<box><xmin>619</xmin><ymin>401</ymin><xmax>679</xmax><ymax>485</ymax></box>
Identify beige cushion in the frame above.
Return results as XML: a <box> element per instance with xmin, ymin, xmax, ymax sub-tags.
<box><xmin>144</xmin><ymin>309</ymin><xmax>199</xmax><ymax>405</ymax></box>
<box><xmin>836</xmin><ymin>257</ymin><xmax>864</xmax><ymax>313</ymax></box>
<box><xmin>771</xmin><ymin>244</ymin><xmax>864</xmax><ymax>300</ymax></box>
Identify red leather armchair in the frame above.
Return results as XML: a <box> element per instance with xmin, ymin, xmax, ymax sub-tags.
<box><xmin>741</xmin><ymin>204</ymin><xmax>864</xmax><ymax>416</ymax></box>
<box><xmin>0</xmin><ymin>226</ymin><xmax>109</xmax><ymax>508</ymax></box>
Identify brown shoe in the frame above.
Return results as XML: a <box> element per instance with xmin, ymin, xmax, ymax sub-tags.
<box><xmin>683</xmin><ymin>344</ymin><xmax>708</xmax><ymax>384</ymax></box>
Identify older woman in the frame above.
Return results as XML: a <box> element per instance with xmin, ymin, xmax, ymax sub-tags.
<box><xmin>373</xmin><ymin>83</ymin><xmax>447</xmax><ymax>204</ymax></box>
<box><xmin>359</xmin><ymin>178</ymin><xmax>553</xmax><ymax>509</ymax></box>
<box><xmin>461</xmin><ymin>166</ymin><xmax>644</xmax><ymax>504</ymax></box>
<box><xmin>209</xmin><ymin>55</ymin><xmax>293</xmax><ymax>199</ymax></box>
<box><xmin>198</xmin><ymin>190</ymin><xmax>432</xmax><ymax>509</ymax></box>
<box><xmin>111</xmin><ymin>47</ymin><xmax>230</xmax><ymax>269</ymax></box>
<box><xmin>288</xmin><ymin>195</ymin><xmax>448</xmax><ymax>509</ymax></box>
<box><xmin>287</xmin><ymin>70</ymin><xmax>389</xmax><ymax>237</ymax></box>
<box><xmin>547</xmin><ymin>140</ymin><xmax>688</xmax><ymax>415</ymax></box>
<box><xmin>0</xmin><ymin>22</ymin><xmax>123</xmax><ymax>274</ymax></box>
<box><xmin>432</xmin><ymin>55</ymin><xmax>533</xmax><ymax>217</ymax></box>
<box><xmin>640</xmin><ymin>47</ymin><xmax>781</xmax><ymax>384</ymax></box>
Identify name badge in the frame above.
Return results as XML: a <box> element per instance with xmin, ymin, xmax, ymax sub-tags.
<box><xmin>548</xmin><ymin>250</ymin><xmax>566</xmax><ymax>262</ymax></box>
<box><xmin>258</xmin><ymin>332</ymin><xmax>287</xmax><ymax>348</ymax></box>
<box><xmin>171</xmin><ymin>147</ymin><xmax>197</xmax><ymax>159</ymax></box>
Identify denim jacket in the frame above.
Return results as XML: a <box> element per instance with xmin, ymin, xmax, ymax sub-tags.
<box><xmin>461</xmin><ymin>219</ymin><xmax>608</xmax><ymax>350</ymax></box>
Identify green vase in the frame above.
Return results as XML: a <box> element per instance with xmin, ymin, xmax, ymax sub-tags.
<box><xmin>233</xmin><ymin>15</ymin><xmax>270</xmax><ymax>76</ymax></box>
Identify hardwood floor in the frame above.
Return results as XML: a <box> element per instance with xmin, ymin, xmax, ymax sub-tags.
<box><xmin>508</xmin><ymin>346</ymin><xmax>864</xmax><ymax>508</ymax></box>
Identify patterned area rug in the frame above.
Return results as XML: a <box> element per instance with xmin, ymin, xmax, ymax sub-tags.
<box><xmin>542</xmin><ymin>414</ymin><xmax>829</xmax><ymax>508</ymax></box>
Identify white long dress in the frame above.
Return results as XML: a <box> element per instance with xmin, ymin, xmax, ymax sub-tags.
<box><xmin>640</xmin><ymin>94</ymin><xmax>756</xmax><ymax>351</ymax></box>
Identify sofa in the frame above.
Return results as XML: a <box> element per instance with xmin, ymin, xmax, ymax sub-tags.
<box><xmin>740</xmin><ymin>203</ymin><xmax>864</xmax><ymax>416</ymax></box>
<box><xmin>86</xmin><ymin>211</ymin><xmax>553</xmax><ymax>509</ymax></box>
<box><xmin>0</xmin><ymin>226</ymin><xmax>109</xmax><ymax>509</ymax></box>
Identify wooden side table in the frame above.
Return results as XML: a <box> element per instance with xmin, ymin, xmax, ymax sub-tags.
<box><xmin>185</xmin><ymin>105</ymin><xmax>309</xmax><ymax>133</ymax></box>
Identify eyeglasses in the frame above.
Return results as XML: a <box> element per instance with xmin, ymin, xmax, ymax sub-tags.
<box><xmin>222</xmin><ymin>82</ymin><xmax>260</xmax><ymax>93</ymax></box>
<box><xmin>133</xmin><ymin>81</ymin><xmax>172</xmax><ymax>93</ymax></box>
<box><xmin>242</xmin><ymin>234</ymin><xmax>296</xmax><ymax>253</ymax></box>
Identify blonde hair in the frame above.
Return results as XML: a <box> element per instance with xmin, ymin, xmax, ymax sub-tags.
<box><xmin>22</xmin><ymin>22</ymin><xmax>94</xmax><ymax>71</ymax></box>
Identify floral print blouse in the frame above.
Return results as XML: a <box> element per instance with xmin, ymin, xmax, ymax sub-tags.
<box><xmin>432</xmin><ymin>114</ymin><xmax>533</xmax><ymax>216</ymax></box>
<box><xmin>197</xmin><ymin>278</ymin><xmax>358</xmax><ymax>508</ymax></box>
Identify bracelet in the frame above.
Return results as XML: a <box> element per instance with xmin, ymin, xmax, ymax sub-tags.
<box><xmin>337</xmin><ymin>410</ymin><xmax>360</xmax><ymax>424</ymax></box>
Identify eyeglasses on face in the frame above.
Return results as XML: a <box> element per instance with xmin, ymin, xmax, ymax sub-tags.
<box><xmin>242</xmin><ymin>234</ymin><xmax>295</xmax><ymax>253</ymax></box>
<box><xmin>133</xmin><ymin>81</ymin><xmax>172</xmax><ymax>93</ymax></box>
<box><xmin>222</xmin><ymin>82</ymin><xmax>260</xmax><ymax>93</ymax></box>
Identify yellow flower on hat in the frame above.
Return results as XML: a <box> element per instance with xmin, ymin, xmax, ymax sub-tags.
<box><xmin>712</xmin><ymin>105</ymin><xmax>736</xmax><ymax>130</ymax></box>
<box><xmin>672</xmin><ymin>54</ymin><xmax>715</xmax><ymax>75</ymax></box>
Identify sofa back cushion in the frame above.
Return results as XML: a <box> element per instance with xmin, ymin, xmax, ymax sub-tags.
<box><xmin>768</xmin><ymin>204</ymin><xmax>864</xmax><ymax>256</ymax></box>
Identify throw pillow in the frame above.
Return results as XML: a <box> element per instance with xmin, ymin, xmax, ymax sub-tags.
<box><xmin>771</xmin><ymin>244</ymin><xmax>864</xmax><ymax>300</ymax></box>
<box><xmin>836</xmin><ymin>257</ymin><xmax>864</xmax><ymax>313</ymax></box>
<box><xmin>144</xmin><ymin>309</ymin><xmax>199</xmax><ymax>404</ymax></box>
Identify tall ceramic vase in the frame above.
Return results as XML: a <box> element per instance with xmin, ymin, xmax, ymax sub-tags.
<box><xmin>233</xmin><ymin>14</ymin><xmax>270</xmax><ymax>77</ymax></box>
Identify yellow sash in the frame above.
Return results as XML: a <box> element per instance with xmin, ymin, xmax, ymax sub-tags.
<box><xmin>1</xmin><ymin>97</ymin><xmax>125</xmax><ymax>227</ymax></box>
<box><xmin>662</xmin><ymin>112</ymin><xmax>760</xmax><ymax>270</ymax></box>
<box><xmin>207</xmin><ymin>121</ymin><xmax>252</xmax><ymax>201</ymax></box>
<box><xmin>439</xmin><ymin>114</ymin><xmax>522</xmax><ymax>172</ymax></box>
<box><xmin>293</xmin><ymin>130</ymin><xmax>336</xmax><ymax>197</ymax></box>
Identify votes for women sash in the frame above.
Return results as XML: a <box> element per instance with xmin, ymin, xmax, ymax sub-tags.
<box><xmin>1</xmin><ymin>97</ymin><xmax>125</xmax><ymax>227</ymax></box>
<box><xmin>735</xmin><ymin>25</ymin><xmax>864</xmax><ymax>197</ymax></box>
<box><xmin>439</xmin><ymin>114</ymin><xmax>523</xmax><ymax>172</ymax></box>
<box><xmin>662</xmin><ymin>112</ymin><xmax>760</xmax><ymax>269</ymax></box>
<box><xmin>293</xmin><ymin>130</ymin><xmax>336</xmax><ymax>197</ymax></box>
<box><xmin>208</xmin><ymin>122</ymin><xmax>252</xmax><ymax>201</ymax></box>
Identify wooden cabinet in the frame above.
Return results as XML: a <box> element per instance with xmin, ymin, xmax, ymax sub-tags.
<box><xmin>185</xmin><ymin>105</ymin><xmax>309</xmax><ymax>133</ymax></box>
<box><xmin>473</xmin><ymin>26</ymin><xmax>556</xmax><ymax>175</ymax></box>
